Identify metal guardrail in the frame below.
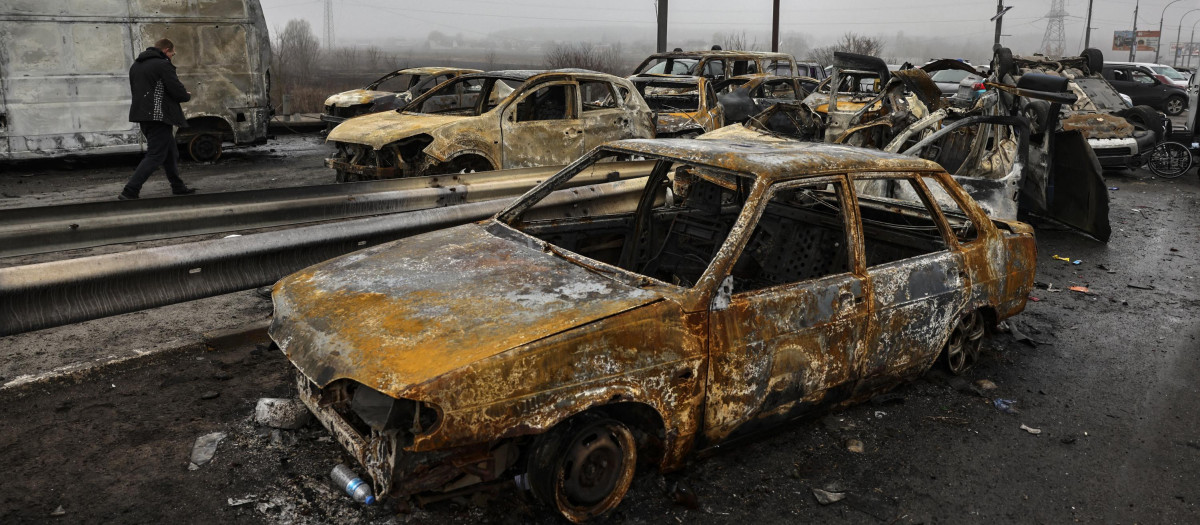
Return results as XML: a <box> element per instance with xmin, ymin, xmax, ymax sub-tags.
<box><xmin>0</xmin><ymin>161</ymin><xmax>656</xmax><ymax>258</ymax></box>
<box><xmin>0</xmin><ymin>178</ymin><xmax>648</xmax><ymax>336</ymax></box>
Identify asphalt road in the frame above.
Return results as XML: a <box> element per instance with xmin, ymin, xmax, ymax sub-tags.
<box><xmin>0</xmin><ymin>137</ymin><xmax>1197</xmax><ymax>523</ymax></box>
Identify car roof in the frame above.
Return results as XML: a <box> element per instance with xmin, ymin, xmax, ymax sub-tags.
<box><xmin>644</xmin><ymin>50</ymin><xmax>794</xmax><ymax>60</ymax></box>
<box><xmin>465</xmin><ymin>69</ymin><xmax>612</xmax><ymax>81</ymax></box>
<box><xmin>398</xmin><ymin>67</ymin><xmax>482</xmax><ymax>76</ymax></box>
<box><xmin>603</xmin><ymin>138</ymin><xmax>941</xmax><ymax>182</ymax></box>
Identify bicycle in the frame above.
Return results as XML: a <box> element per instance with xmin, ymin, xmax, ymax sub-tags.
<box><xmin>1143</xmin><ymin>140</ymin><xmax>1194</xmax><ymax>179</ymax></box>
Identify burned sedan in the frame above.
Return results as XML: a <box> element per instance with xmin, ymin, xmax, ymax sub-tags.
<box><xmin>270</xmin><ymin>139</ymin><xmax>1036</xmax><ymax>521</ymax></box>
<box><xmin>321</xmin><ymin>67</ymin><xmax>481</xmax><ymax>130</ymax></box>
<box><xmin>325</xmin><ymin>69</ymin><xmax>654</xmax><ymax>181</ymax></box>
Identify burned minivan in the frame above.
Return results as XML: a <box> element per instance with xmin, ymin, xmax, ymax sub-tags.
<box><xmin>271</xmin><ymin>139</ymin><xmax>1036</xmax><ymax>521</ymax></box>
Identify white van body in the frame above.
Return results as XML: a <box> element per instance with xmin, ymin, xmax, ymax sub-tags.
<box><xmin>0</xmin><ymin>0</ymin><xmax>271</xmax><ymax>161</ymax></box>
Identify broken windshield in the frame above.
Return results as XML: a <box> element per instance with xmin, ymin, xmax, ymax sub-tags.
<box><xmin>636</xmin><ymin>82</ymin><xmax>702</xmax><ymax>112</ymax></box>
<box><xmin>407</xmin><ymin>76</ymin><xmax>524</xmax><ymax>116</ymax></box>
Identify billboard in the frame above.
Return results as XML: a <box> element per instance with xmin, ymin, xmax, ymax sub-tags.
<box><xmin>1113</xmin><ymin>30</ymin><xmax>1160</xmax><ymax>51</ymax></box>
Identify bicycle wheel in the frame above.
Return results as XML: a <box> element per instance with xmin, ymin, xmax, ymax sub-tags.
<box><xmin>1147</xmin><ymin>141</ymin><xmax>1193</xmax><ymax>179</ymax></box>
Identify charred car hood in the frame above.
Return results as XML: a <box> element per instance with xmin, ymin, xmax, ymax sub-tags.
<box><xmin>270</xmin><ymin>223</ymin><xmax>664</xmax><ymax>398</ymax></box>
<box><xmin>656</xmin><ymin>113</ymin><xmax>706</xmax><ymax>134</ymax></box>
<box><xmin>324</xmin><ymin>89</ymin><xmax>395</xmax><ymax>108</ymax></box>
<box><xmin>326</xmin><ymin>111</ymin><xmax>468</xmax><ymax>150</ymax></box>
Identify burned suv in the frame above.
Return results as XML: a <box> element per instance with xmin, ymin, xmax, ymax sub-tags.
<box><xmin>271</xmin><ymin>139</ymin><xmax>1036</xmax><ymax>521</ymax></box>
<box><xmin>325</xmin><ymin>69</ymin><xmax>654</xmax><ymax>181</ymax></box>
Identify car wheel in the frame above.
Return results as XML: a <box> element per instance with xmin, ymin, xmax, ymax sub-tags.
<box><xmin>187</xmin><ymin>133</ymin><xmax>222</xmax><ymax>162</ymax></box>
<box><xmin>527</xmin><ymin>415</ymin><xmax>637</xmax><ymax>523</ymax></box>
<box><xmin>942</xmin><ymin>310</ymin><xmax>984</xmax><ymax>375</ymax></box>
<box><xmin>1080</xmin><ymin>48</ymin><xmax>1104</xmax><ymax>75</ymax></box>
<box><xmin>1022</xmin><ymin>101</ymin><xmax>1050</xmax><ymax>135</ymax></box>
<box><xmin>1165</xmin><ymin>95</ymin><xmax>1186</xmax><ymax>116</ymax></box>
<box><xmin>991</xmin><ymin>47</ymin><xmax>1015</xmax><ymax>81</ymax></box>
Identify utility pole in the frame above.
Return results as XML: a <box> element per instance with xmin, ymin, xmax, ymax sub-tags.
<box><xmin>994</xmin><ymin>0</ymin><xmax>1004</xmax><ymax>45</ymax></box>
<box><xmin>771</xmin><ymin>0</ymin><xmax>780</xmax><ymax>52</ymax></box>
<box><xmin>1084</xmin><ymin>0</ymin><xmax>1094</xmax><ymax>49</ymax></box>
<box><xmin>1155</xmin><ymin>0</ymin><xmax>1184</xmax><ymax>63</ymax></box>
<box><xmin>1129</xmin><ymin>0</ymin><xmax>1138</xmax><ymax>61</ymax></box>
<box><xmin>324</xmin><ymin>0</ymin><xmax>334</xmax><ymax>50</ymax></box>
<box><xmin>1172</xmin><ymin>9</ymin><xmax>1200</xmax><ymax>67</ymax></box>
<box><xmin>656</xmin><ymin>0</ymin><xmax>668</xmax><ymax>53</ymax></box>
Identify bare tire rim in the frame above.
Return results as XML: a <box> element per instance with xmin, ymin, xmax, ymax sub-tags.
<box><xmin>555</xmin><ymin>420</ymin><xmax>636</xmax><ymax>522</ymax></box>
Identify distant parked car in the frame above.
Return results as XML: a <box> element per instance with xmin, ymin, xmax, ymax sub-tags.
<box><xmin>1106</xmin><ymin>61</ymin><xmax>1188</xmax><ymax>88</ymax></box>
<box><xmin>321</xmin><ymin>67</ymin><xmax>481</xmax><ymax>130</ymax></box>
<box><xmin>1102</xmin><ymin>63</ymin><xmax>1189</xmax><ymax>115</ymax></box>
<box><xmin>794</xmin><ymin>61</ymin><xmax>828</xmax><ymax>80</ymax></box>
<box><xmin>631</xmin><ymin>49</ymin><xmax>798</xmax><ymax>81</ymax></box>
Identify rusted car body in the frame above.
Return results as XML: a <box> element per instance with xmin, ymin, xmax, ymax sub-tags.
<box><xmin>321</xmin><ymin>67</ymin><xmax>481</xmax><ymax>130</ymax></box>
<box><xmin>717</xmin><ymin>74</ymin><xmax>815</xmax><ymax>123</ymax></box>
<box><xmin>324</xmin><ymin>69</ymin><xmax>653</xmax><ymax>182</ymax></box>
<box><xmin>270</xmin><ymin>138</ymin><xmax>1036</xmax><ymax>521</ymax></box>
<box><xmin>631</xmin><ymin>50</ymin><xmax>798</xmax><ymax>81</ymax></box>
<box><xmin>630</xmin><ymin>75</ymin><xmax>724</xmax><ymax>137</ymax></box>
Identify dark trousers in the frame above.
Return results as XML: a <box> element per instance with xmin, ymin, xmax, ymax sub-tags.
<box><xmin>123</xmin><ymin>121</ymin><xmax>186</xmax><ymax>197</ymax></box>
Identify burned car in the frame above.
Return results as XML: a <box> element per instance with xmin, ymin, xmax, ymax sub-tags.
<box><xmin>321</xmin><ymin>67</ymin><xmax>481</xmax><ymax>130</ymax></box>
<box><xmin>630</xmin><ymin>75</ymin><xmax>724</xmax><ymax>137</ymax></box>
<box><xmin>270</xmin><ymin>138</ymin><xmax>1036</xmax><ymax>521</ymax></box>
<box><xmin>325</xmin><ymin>69</ymin><xmax>654</xmax><ymax>181</ymax></box>
<box><xmin>631</xmin><ymin>49</ymin><xmax>798</xmax><ymax>81</ymax></box>
<box><xmin>717</xmin><ymin>74</ymin><xmax>814</xmax><ymax>123</ymax></box>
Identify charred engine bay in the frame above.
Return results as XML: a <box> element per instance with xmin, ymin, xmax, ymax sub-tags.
<box><xmin>0</xmin><ymin>138</ymin><xmax>1197</xmax><ymax>523</ymax></box>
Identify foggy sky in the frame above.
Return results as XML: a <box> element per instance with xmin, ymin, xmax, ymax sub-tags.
<box><xmin>260</xmin><ymin>0</ymin><xmax>1200</xmax><ymax>63</ymax></box>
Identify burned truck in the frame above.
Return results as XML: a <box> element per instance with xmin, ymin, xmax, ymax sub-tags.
<box><xmin>0</xmin><ymin>0</ymin><xmax>272</xmax><ymax>162</ymax></box>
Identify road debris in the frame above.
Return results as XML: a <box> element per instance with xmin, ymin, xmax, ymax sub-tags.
<box><xmin>1068</xmin><ymin>286</ymin><xmax>1090</xmax><ymax>293</ymax></box>
<box><xmin>846</xmin><ymin>439</ymin><xmax>865</xmax><ymax>453</ymax></box>
<box><xmin>227</xmin><ymin>495</ymin><xmax>257</xmax><ymax>507</ymax></box>
<box><xmin>188</xmin><ymin>431</ymin><xmax>228</xmax><ymax>470</ymax></box>
<box><xmin>975</xmin><ymin>379</ymin><xmax>998</xmax><ymax>391</ymax></box>
<box><xmin>1020</xmin><ymin>424</ymin><xmax>1042</xmax><ymax>435</ymax></box>
<box><xmin>925</xmin><ymin>415</ymin><xmax>970</xmax><ymax>426</ymax></box>
<box><xmin>1126</xmin><ymin>283</ymin><xmax>1155</xmax><ymax>290</ymax></box>
<box><xmin>993</xmin><ymin>399</ymin><xmax>1020</xmax><ymax>414</ymax></box>
<box><xmin>812</xmin><ymin>487</ymin><xmax>846</xmax><ymax>505</ymax></box>
<box><xmin>50</xmin><ymin>505</ymin><xmax>66</xmax><ymax>517</ymax></box>
<box><xmin>200</xmin><ymin>391</ymin><xmax>220</xmax><ymax>400</ymax></box>
<box><xmin>254</xmin><ymin>398</ymin><xmax>312</xmax><ymax>430</ymax></box>
<box><xmin>669</xmin><ymin>480</ymin><xmax>699</xmax><ymax>509</ymax></box>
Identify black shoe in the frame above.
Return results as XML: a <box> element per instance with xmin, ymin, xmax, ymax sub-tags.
<box><xmin>172</xmin><ymin>187</ymin><xmax>197</xmax><ymax>195</ymax></box>
<box><xmin>118</xmin><ymin>193</ymin><xmax>139</xmax><ymax>200</ymax></box>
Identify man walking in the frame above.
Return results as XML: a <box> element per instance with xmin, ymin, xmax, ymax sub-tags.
<box><xmin>120</xmin><ymin>38</ymin><xmax>196</xmax><ymax>200</ymax></box>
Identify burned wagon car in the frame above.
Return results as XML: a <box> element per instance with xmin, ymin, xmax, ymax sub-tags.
<box><xmin>630</xmin><ymin>75</ymin><xmax>725</xmax><ymax>137</ymax></box>
<box><xmin>321</xmin><ymin>67</ymin><xmax>481</xmax><ymax>130</ymax></box>
<box><xmin>271</xmin><ymin>138</ymin><xmax>1037</xmax><ymax>521</ymax></box>
<box><xmin>325</xmin><ymin>69</ymin><xmax>654</xmax><ymax>181</ymax></box>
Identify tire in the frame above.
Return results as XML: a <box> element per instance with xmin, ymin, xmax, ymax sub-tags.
<box><xmin>991</xmin><ymin>47</ymin><xmax>1015</xmax><ymax>81</ymax></box>
<box><xmin>941</xmin><ymin>310</ymin><xmax>985</xmax><ymax>375</ymax></box>
<box><xmin>1080</xmin><ymin>48</ymin><xmax>1104</xmax><ymax>75</ymax></box>
<box><xmin>1119</xmin><ymin>105</ymin><xmax>1167</xmax><ymax>141</ymax></box>
<box><xmin>1022</xmin><ymin>101</ymin><xmax>1050</xmax><ymax>135</ymax></box>
<box><xmin>187</xmin><ymin>133</ymin><xmax>222</xmax><ymax>162</ymax></box>
<box><xmin>527</xmin><ymin>414</ymin><xmax>637</xmax><ymax>523</ymax></box>
<box><xmin>1164</xmin><ymin>95</ymin><xmax>1186</xmax><ymax>116</ymax></box>
<box><xmin>1147</xmin><ymin>141</ymin><xmax>1193</xmax><ymax>178</ymax></box>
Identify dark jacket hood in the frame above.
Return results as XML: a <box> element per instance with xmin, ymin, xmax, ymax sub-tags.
<box><xmin>136</xmin><ymin>47</ymin><xmax>168</xmax><ymax>63</ymax></box>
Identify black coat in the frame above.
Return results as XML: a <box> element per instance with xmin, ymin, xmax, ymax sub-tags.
<box><xmin>128</xmin><ymin>47</ymin><xmax>191</xmax><ymax>127</ymax></box>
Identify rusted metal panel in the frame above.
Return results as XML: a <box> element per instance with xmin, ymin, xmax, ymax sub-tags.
<box><xmin>0</xmin><ymin>0</ymin><xmax>271</xmax><ymax>160</ymax></box>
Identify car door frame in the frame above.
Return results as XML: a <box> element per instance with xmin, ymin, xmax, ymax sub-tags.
<box><xmin>499</xmin><ymin>79</ymin><xmax>584</xmax><ymax>168</ymax></box>
<box><xmin>702</xmin><ymin>174</ymin><xmax>871</xmax><ymax>443</ymax></box>
<box><xmin>846</xmin><ymin>171</ymin><xmax>971</xmax><ymax>394</ymax></box>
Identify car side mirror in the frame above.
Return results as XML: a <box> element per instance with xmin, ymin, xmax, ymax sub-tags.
<box><xmin>711</xmin><ymin>275</ymin><xmax>733</xmax><ymax>311</ymax></box>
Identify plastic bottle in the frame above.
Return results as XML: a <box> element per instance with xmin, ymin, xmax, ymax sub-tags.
<box><xmin>330</xmin><ymin>464</ymin><xmax>376</xmax><ymax>505</ymax></box>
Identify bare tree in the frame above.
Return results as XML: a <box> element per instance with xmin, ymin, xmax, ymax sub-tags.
<box><xmin>484</xmin><ymin>49</ymin><xmax>498</xmax><ymax>71</ymax></box>
<box><xmin>543</xmin><ymin>43</ymin><xmax>621</xmax><ymax>75</ymax></box>
<box><xmin>275</xmin><ymin>19</ymin><xmax>320</xmax><ymax>88</ymax></box>
<box><xmin>807</xmin><ymin>32</ymin><xmax>886</xmax><ymax>67</ymax></box>
<box><xmin>714</xmin><ymin>31</ymin><xmax>759</xmax><ymax>51</ymax></box>
<box><xmin>363</xmin><ymin>46</ymin><xmax>382</xmax><ymax>71</ymax></box>
<box><xmin>330</xmin><ymin>46</ymin><xmax>360</xmax><ymax>70</ymax></box>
